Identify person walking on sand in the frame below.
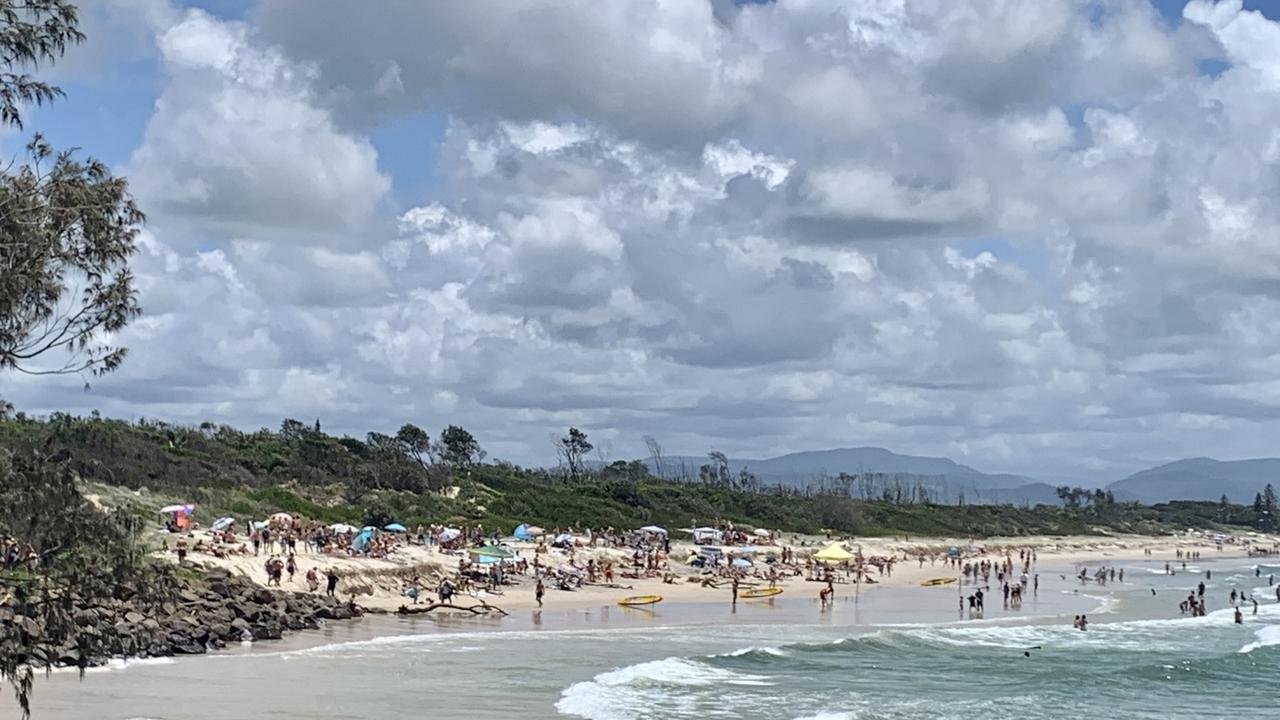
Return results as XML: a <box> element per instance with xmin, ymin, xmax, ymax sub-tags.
<box><xmin>536</xmin><ymin>578</ymin><xmax>545</xmax><ymax>608</ymax></box>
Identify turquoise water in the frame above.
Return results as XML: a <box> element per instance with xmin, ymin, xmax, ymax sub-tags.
<box><xmin>30</xmin><ymin>557</ymin><xmax>1280</xmax><ymax>720</ymax></box>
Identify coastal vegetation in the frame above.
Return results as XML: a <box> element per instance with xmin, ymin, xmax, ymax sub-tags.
<box><xmin>3</xmin><ymin>411</ymin><xmax>1276</xmax><ymax>541</ymax></box>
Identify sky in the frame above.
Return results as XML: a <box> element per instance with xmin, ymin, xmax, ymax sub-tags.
<box><xmin>5</xmin><ymin>0</ymin><xmax>1280</xmax><ymax>481</ymax></box>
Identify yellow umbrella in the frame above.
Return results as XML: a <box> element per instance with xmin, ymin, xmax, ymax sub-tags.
<box><xmin>813</xmin><ymin>543</ymin><xmax>854</xmax><ymax>563</ymax></box>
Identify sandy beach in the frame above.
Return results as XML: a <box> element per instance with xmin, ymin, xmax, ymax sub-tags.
<box><xmin>159</xmin><ymin>528</ymin><xmax>1280</xmax><ymax>614</ymax></box>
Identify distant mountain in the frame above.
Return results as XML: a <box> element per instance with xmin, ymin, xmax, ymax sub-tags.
<box><xmin>1107</xmin><ymin>457</ymin><xmax>1280</xmax><ymax>504</ymax></box>
<box><xmin>645</xmin><ymin>446</ymin><xmax>1077</xmax><ymax>505</ymax></box>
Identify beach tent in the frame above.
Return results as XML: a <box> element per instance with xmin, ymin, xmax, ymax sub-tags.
<box><xmin>814</xmin><ymin>543</ymin><xmax>854</xmax><ymax>563</ymax></box>
<box><xmin>328</xmin><ymin>523</ymin><xmax>357</xmax><ymax>533</ymax></box>
<box><xmin>469</xmin><ymin>545</ymin><xmax>514</xmax><ymax>560</ymax></box>
<box><xmin>687</xmin><ymin>527</ymin><xmax>723</xmax><ymax>544</ymax></box>
<box><xmin>438</xmin><ymin>528</ymin><xmax>462</xmax><ymax>543</ymax></box>
<box><xmin>947</xmin><ymin>546</ymin><xmax>961</xmax><ymax>558</ymax></box>
<box><xmin>384</xmin><ymin>523</ymin><xmax>407</xmax><ymax>532</ymax></box>
<box><xmin>639</xmin><ymin>525</ymin><xmax>668</xmax><ymax>535</ymax></box>
<box><xmin>210</xmin><ymin>517</ymin><xmax>235</xmax><ymax>532</ymax></box>
<box><xmin>514</xmin><ymin>524</ymin><xmax>537</xmax><ymax>540</ymax></box>
<box><xmin>351</xmin><ymin>527</ymin><xmax>375</xmax><ymax>553</ymax></box>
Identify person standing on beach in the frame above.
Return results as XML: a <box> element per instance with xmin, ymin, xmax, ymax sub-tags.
<box><xmin>731</xmin><ymin>576</ymin><xmax>740</xmax><ymax>607</ymax></box>
<box><xmin>325</xmin><ymin>568</ymin><xmax>339</xmax><ymax>597</ymax></box>
<box><xmin>536</xmin><ymin>578</ymin><xmax>545</xmax><ymax>608</ymax></box>
<box><xmin>306</xmin><ymin>567</ymin><xmax>319</xmax><ymax>593</ymax></box>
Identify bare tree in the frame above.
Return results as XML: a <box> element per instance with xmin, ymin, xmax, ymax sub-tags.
<box><xmin>643</xmin><ymin>434</ymin><xmax>665</xmax><ymax>479</ymax></box>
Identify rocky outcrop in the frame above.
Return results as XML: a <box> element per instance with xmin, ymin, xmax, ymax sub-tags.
<box><xmin>1</xmin><ymin>567</ymin><xmax>362</xmax><ymax>671</ymax></box>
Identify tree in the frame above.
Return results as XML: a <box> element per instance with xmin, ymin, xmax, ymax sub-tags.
<box><xmin>708</xmin><ymin>450</ymin><xmax>729</xmax><ymax>487</ymax></box>
<box><xmin>395</xmin><ymin>423</ymin><xmax>434</xmax><ymax>467</ymax></box>
<box><xmin>1261</xmin><ymin>484</ymin><xmax>1278</xmax><ymax>531</ymax></box>
<box><xmin>1</xmin><ymin>448</ymin><xmax>179</xmax><ymax>718</ymax></box>
<box><xmin>439</xmin><ymin>424</ymin><xmax>483</xmax><ymax>467</ymax></box>
<box><xmin>0</xmin><ymin>2</ymin><xmax>143</xmax><ymax>377</ymax></box>
<box><xmin>643</xmin><ymin>435</ymin><xmax>665</xmax><ymax>479</ymax></box>
<box><xmin>556</xmin><ymin>427</ymin><xmax>593</xmax><ymax>479</ymax></box>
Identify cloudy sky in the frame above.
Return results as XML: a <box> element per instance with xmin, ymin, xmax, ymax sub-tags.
<box><xmin>5</xmin><ymin>0</ymin><xmax>1280</xmax><ymax>480</ymax></box>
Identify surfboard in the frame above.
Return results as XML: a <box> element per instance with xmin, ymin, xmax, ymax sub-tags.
<box><xmin>920</xmin><ymin>577</ymin><xmax>957</xmax><ymax>587</ymax></box>
<box><xmin>740</xmin><ymin>587</ymin><xmax>783</xmax><ymax>599</ymax></box>
<box><xmin>618</xmin><ymin>595</ymin><xmax>663</xmax><ymax>606</ymax></box>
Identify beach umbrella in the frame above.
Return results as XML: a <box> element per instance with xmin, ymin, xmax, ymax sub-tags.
<box><xmin>159</xmin><ymin>504</ymin><xmax>191</xmax><ymax>514</ymax></box>
<box><xmin>253</xmin><ymin>521</ymin><xmax>268</xmax><ymax>529</ymax></box>
<box><xmin>514</xmin><ymin>523</ymin><xmax>533</xmax><ymax>541</ymax></box>
<box><xmin>384</xmin><ymin>523</ymin><xmax>407</xmax><ymax>532</ymax></box>
<box><xmin>736</xmin><ymin>546</ymin><xmax>759</xmax><ymax>554</ymax></box>
<box><xmin>814</xmin><ymin>543</ymin><xmax>854</xmax><ymax>563</ymax></box>
<box><xmin>438</xmin><ymin>528</ymin><xmax>462</xmax><ymax>542</ymax></box>
<box><xmin>732</xmin><ymin>558</ymin><xmax>752</xmax><ymax>568</ymax></box>
<box><xmin>328</xmin><ymin>523</ymin><xmax>357</xmax><ymax>533</ymax></box>
<box><xmin>554</xmin><ymin>532</ymin><xmax>574</xmax><ymax>544</ymax></box>
<box><xmin>469</xmin><ymin>545</ymin><xmax>514</xmax><ymax>560</ymax></box>
<box><xmin>270</xmin><ymin>512</ymin><xmax>293</xmax><ymax>523</ymax></box>
<box><xmin>639</xmin><ymin>525</ymin><xmax>668</xmax><ymax>535</ymax></box>
<box><xmin>210</xmin><ymin>517</ymin><xmax>235</xmax><ymax>532</ymax></box>
<box><xmin>753</xmin><ymin>528</ymin><xmax>771</xmax><ymax>538</ymax></box>
<box><xmin>526</xmin><ymin>526</ymin><xmax>545</xmax><ymax>536</ymax></box>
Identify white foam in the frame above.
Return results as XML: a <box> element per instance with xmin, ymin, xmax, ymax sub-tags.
<box><xmin>719</xmin><ymin>645</ymin><xmax>789</xmax><ymax>658</ymax></box>
<box><xmin>81</xmin><ymin>657</ymin><xmax>177</xmax><ymax>674</ymax></box>
<box><xmin>557</xmin><ymin>656</ymin><xmax>772</xmax><ymax>718</ymax></box>
<box><xmin>1239</xmin><ymin>625</ymin><xmax>1280</xmax><ymax>654</ymax></box>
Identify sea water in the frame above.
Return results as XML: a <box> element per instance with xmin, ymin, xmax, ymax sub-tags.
<box><xmin>27</xmin><ymin>557</ymin><xmax>1280</xmax><ymax>720</ymax></box>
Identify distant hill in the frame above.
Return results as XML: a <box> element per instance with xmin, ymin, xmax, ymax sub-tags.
<box><xmin>645</xmin><ymin>446</ymin><xmax>1079</xmax><ymax>505</ymax></box>
<box><xmin>1107</xmin><ymin>457</ymin><xmax>1280</xmax><ymax>504</ymax></box>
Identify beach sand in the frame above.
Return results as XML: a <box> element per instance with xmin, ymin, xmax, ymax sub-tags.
<box><xmin>160</xmin><ymin>529</ymin><xmax>1279</xmax><ymax>614</ymax></box>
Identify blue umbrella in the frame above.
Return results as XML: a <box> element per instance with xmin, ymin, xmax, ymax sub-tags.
<box><xmin>253</xmin><ymin>521</ymin><xmax>268</xmax><ymax>529</ymax></box>
<box><xmin>732</xmin><ymin>558</ymin><xmax>752</xmax><ymax>568</ymax></box>
<box><xmin>210</xmin><ymin>517</ymin><xmax>235</xmax><ymax>532</ymax></box>
<box><xmin>384</xmin><ymin>523</ymin><xmax>407</xmax><ymax>532</ymax></box>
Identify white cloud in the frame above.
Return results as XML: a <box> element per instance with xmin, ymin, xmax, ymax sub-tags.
<box><xmin>15</xmin><ymin>0</ymin><xmax>1280</xmax><ymax>482</ymax></box>
<box><xmin>128</xmin><ymin>9</ymin><xmax>390</xmax><ymax>235</ymax></box>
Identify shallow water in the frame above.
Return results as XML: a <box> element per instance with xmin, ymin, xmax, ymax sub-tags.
<box><xmin>28</xmin><ymin>557</ymin><xmax>1279</xmax><ymax>719</ymax></box>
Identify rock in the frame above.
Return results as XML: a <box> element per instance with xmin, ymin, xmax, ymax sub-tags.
<box><xmin>252</xmin><ymin>589</ymin><xmax>273</xmax><ymax>605</ymax></box>
<box><xmin>208</xmin><ymin>582</ymin><xmax>230</xmax><ymax>598</ymax></box>
<box><xmin>57</xmin><ymin>647</ymin><xmax>81</xmax><ymax>665</ymax></box>
<box><xmin>16</xmin><ymin>615</ymin><xmax>42</xmax><ymax>639</ymax></box>
<box><xmin>73</xmin><ymin>608</ymin><xmax>98</xmax><ymax>627</ymax></box>
<box><xmin>124</xmin><ymin>611</ymin><xmax>145</xmax><ymax>624</ymax></box>
<box><xmin>172</xmin><ymin>642</ymin><xmax>206</xmax><ymax>655</ymax></box>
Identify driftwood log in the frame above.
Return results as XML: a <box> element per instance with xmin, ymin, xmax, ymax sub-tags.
<box><xmin>395</xmin><ymin>601</ymin><xmax>508</xmax><ymax>617</ymax></box>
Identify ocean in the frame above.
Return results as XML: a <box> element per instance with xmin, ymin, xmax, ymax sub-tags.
<box><xmin>28</xmin><ymin>556</ymin><xmax>1280</xmax><ymax>719</ymax></box>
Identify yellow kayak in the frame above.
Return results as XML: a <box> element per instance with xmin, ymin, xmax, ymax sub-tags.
<box><xmin>741</xmin><ymin>587</ymin><xmax>783</xmax><ymax>599</ymax></box>
<box><xmin>618</xmin><ymin>595</ymin><xmax>663</xmax><ymax>606</ymax></box>
<box><xmin>920</xmin><ymin>577</ymin><xmax>957</xmax><ymax>587</ymax></box>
